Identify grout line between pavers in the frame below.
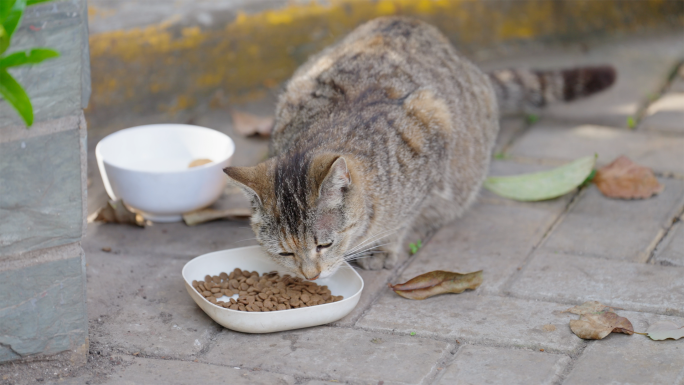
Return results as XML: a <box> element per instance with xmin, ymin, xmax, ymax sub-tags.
<box><xmin>340</xmin><ymin>228</ymin><xmax>441</xmax><ymax>328</ymax></box>
<box><xmin>635</xmin><ymin>59</ymin><xmax>684</xmax><ymax>131</ymax></box>
<box><xmin>421</xmin><ymin>343</ymin><xmax>459</xmax><ymax>385</ymax></box>
<box><xmin>646</xmin><ymin>203</ymin><xmax>684</xmax><ymax>265</ymax></box>
<box><xmin>499</xmin><ymin>186</ymin><xmax>587</xmax><ymax>295</ymax></box>
<box><xmin>551</xmin><ymin>340</ymin><xmax>590</xmax><ymax>385</ymax></box>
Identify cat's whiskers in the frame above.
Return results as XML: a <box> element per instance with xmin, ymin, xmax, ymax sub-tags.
<box><xmin>344</xmin><ymin>243</ymin><xmax>390</xmax><ymax>261</ymax></box>
<box><xmin>345</xmin><ymin>227</ymin><xmax>400</xmax><ymax>255</ymax></box>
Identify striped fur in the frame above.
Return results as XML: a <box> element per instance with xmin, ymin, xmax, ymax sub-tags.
<box><xmin>224</xmin><ymin>17</ymin><xmax>616</xmax><ymax>278</ymax></box>
<box><xmin>489</xmin><ymin>66</ymin><xmax>616</xmax><ymax>115</ymax></box>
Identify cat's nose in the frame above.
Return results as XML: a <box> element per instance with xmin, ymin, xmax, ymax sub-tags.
<box><xmin>304</xmin><ymin>272</ymin><xmax>320</xmax><ymax>280</ymax></box>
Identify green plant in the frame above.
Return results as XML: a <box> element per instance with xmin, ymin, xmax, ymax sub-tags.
<box><xmin>526</xmin><ymin>113</ymin><xmax>539</xmax><ymax>124</ymax></box>
<box><xmin>409</xmin><ymin>239</ymin><xmax>422</xmax><ymax>255</ymax></box>
<box><xmin>0</xmin><ymin>0</ymin><xmax>59</xmax><ymax>127</ymax></box>
<box><xmin>626</xmin><ymin>116</ymin><xmax>636</xmax><ymax>129</ymax></box>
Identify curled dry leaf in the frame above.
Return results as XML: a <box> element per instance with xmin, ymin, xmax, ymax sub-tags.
<box><xmin>646</xmin><ymin>321</ymin><xmax>684</xmax><ymax>341</ymax></box>
<box><xmin>566</xmin><ymin>301</ymin><xmax>633</xmax><ymax>340</ymax></box>
<box><xmin>182</xmin><ymin>207</ymin><xmax>252</xmax><ymax>226</ymax></box>
<box><xmin>593</xmin><ymin>156</ymin><xmax>664</xmax><ymax>199</ymax></box>
<box><xmin>389</xmin><ymin>270</ymin><xmax>482</xmax><ymax>300</ymax></box>
<box><xmin>231</xmin><ymin>110</ymin><xmax>274</xmax><ymax>137</ymax></box>
<box><xmin>89</xmin><ymin>199</ymin><xmax>148</xmax><ymax>227</ymax></box>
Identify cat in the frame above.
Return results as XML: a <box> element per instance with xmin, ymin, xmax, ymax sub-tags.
<box><xmin>223</xmin><ymin>17</ymin><xmax>615</xmax><ymax>279</ymax></box>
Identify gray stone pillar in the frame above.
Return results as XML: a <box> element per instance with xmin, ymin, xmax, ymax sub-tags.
<box><xmin>0</xmin><ymin>0</ymin><xmax>90</xmax><ymax>364</ymax></box>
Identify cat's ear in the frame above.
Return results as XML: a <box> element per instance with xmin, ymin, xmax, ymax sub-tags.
<box><xmin>316</xmin><ymin>156</ymin><xmax>351</xmax><ymax>208</ymax></box>
<box><xmin>223</xmin><ymin>164</ymin><xmax>268</xmax><ymax>206</ymax></box>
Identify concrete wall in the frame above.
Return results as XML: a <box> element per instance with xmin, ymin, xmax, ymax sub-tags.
<box><xmin>84</xmin><ymin>0</ymin><xmax>684</xmax><ymax>127</ymax></box>
<box><xmin>0</xmin><ymin>0</ymin><xmax>90</xmax><ymax>363</ymax></box>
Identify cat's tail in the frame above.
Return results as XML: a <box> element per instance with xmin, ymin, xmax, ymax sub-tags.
<box><xmin>487</xmin><ymin>66</ymin><xmax>616</xmax><ymax>115</ymax></box>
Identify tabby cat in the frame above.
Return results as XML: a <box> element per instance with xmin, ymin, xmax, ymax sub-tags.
<box><xmin>224</xmin><ymin>17</ymin><xmax>615</xmax><ymax>279</ymax></box>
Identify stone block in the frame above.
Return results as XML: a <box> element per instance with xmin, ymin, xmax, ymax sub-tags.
<box><xmin>0</xmin><ymin>115</ymin><xmax>87</xmax><ymax>257</ymax></box>
<box><xmin>639</xmin><ymin>93</ymin><xmax>684</xmax><ymax>134</ymax></box>
<box><xmin>0</xmin><ymin>0</ymin><xmax>89</xmax><ymax>127</ymax></box>
<box><xmin>507</xmin><ymin>122</ymin><xmax>684</xmax><ymax>176</ymax></box>
<box><xmin>436</xmin><ymin>345</ymin><xmax>570</xmax><ymax>385</ymax></box>
<box><xmin>85</xmin><ymin>249</ymin><xmax>221</xmax><ymax>359</ymax></box>
<box><xmin>332</xmin><ymin>267</ymin><xmax>394</xmax><ymax>327</ymax></box>
<box><xmin>0</xmin><ymin>243</ymin><xmax>87</xmax><ymax>362</ymax></box>
<box><xmin>654</xmin><ymin>221</ymin><xmax>684</xmax><ymax>267</ymax></box>
<box><xmin>493</xmin><ymin>117</ymin><xmax>527</xmax><ymax>155</ymax></box>
<box><xmin>564</xmin><ymin>311</ymin><xmax>684</xmax><ymax>385</ymax></box>
<box><xmin>201</xmin><ymin>327</ymin><xmax>450</xmax><ymax>384</ymax></box>
<box><xmin>509</xmin><ymin>251</ymin><xmax>684</xmax><ymax>316</ymax></box>
<box><xmin>541</xmin><ymin>178</ymin><xmax>684</xmax><ymax>262</ymax></box>
<box><xmin>83</xmin><ymin>216</ymin><xmax>256</xmax><ymax>258</ymax></box>
<box><xmin>398</xmin><ymin>203</ymin><xmax>564</xmax><ymax>295</ymax></box>
<box><xmin>480</xmin><ymin>33</ymin><xmax>684</xmax><ymax>127</ymax></box>
<box><xmin>356</xmin><ymin>292</ymin><xmax>583</xmax><ymax>354</ymax></box>
<box><xmin>70</xmin><ymin>355</ymin><xmax>295</xmax><ymax>385</ymax></box>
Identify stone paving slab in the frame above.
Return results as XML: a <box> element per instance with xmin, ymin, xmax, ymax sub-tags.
<box><xmin>50</xmin><ymin>355</ymin><xmax>296</xmax><ymax>385</ymax></box>
<box><xmin>639</xmin><ymin>93</ymin><xmax>684</xmax><ymax>134</ymax></box>
<box><xmin>398</xmin><ymin>202</ymin><xmax>565</xmax><ymax>295</ymax></box>
<box><xmin>84</xmin><ymin>248</ymin><xmax>220</xmax><ymax>360</ymax></box>
<box><xmin>201</xmin><ymin>327</ymin><xmax>451</xmax><ymax>385</ymax></box>
<box><xmin>654</xmin><ymin>220</ymin><xmax>684</xmax><ymax>267</ymax></box>
<box><xmin>84</xmin><ymin>220</ymin><xmax>257</xmax><ymax>259</ymax></box>
<box><xmin>356</xmin><ymin>292</ymin><xmax>583</xmax><ymax>354</ymax></box>
<box><xmin>333</xmin><ymin>267</ymin><xmax>394</xmax><ymax>327</ymax></box>
<box><xmin>479</xmin><ymin>33</ymin><xmax>684</xmax><ymax>128</ymax></box>
<box><xmin>541</xmin><ymin>178</ymin><xmax>684</xmax><ymax>263</ymax></box>
<box><xmin>493</xmin><ymin>117</ymin><xmax>527</xmax><ymax>155</ymax></box>
<box><xmin>563</xmin><ymin>311</ymin><xmax>684</xmax><ymax>385</ymax></box>
<box><xmin>507</xmin><ymin>122</ymin><xmax>684</xmax><ymax>176</ymax></box>
<box><xmin>509</xmin><ymin>251</ymin><xmax>684</xmax><ymax>316</ymax></box>
<box><xmin>435</xmin><ymin>345</ymin><xmax>570</xmax><ymax>385</ymax></box>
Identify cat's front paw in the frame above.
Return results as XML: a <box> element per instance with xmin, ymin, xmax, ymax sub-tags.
<box><xmin>356</xmin><ymin>252</ymin><xmax>398</xmax><ymax>270</ymax></box>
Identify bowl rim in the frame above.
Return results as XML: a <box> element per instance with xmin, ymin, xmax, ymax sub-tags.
<box><xmin>95</xmin><ymin>123</ymin><xmax>235</xmax><ymax>175</ymax></box>
<box><xmin>181</xmin><ymin>245</ymin><xmax>365</xmax><ymax>316</ymax></box>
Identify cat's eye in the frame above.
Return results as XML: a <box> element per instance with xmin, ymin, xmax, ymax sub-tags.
<box><xmin>316</xmin><ymin>242</ymin><xmax>333</xmax><ymax>252</ymax></box>
<box><xmin>279</xmin><ymin>252</ymin><xmax>294</xmax><ymax>257</ymax></box>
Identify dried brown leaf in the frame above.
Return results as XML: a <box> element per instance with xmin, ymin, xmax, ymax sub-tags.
<box><xmin>563</xmin><ymin>301</ymin><xmax>620</xmax><ymax>315</ymax></box>
<box><xmin>569</xmin><ymin>311</ymin><xmax>634</xmax><ymax>340</ymax></box>
<box><xmin>89</xmin><ymin>199</ymin><xmax>148</xmax><ymax>227</ymax></box>
<box><xmin>231</xmin><ymin>110</ymin><xmax>274</xmax><ymax>137</ymax></box>
<box><xmin>388</xmin><ymin>270</ymin><xmax>482</xmax><ymax>300</ymax></box>
<box><xmin>593</xmin><ymin>156</ymin><xmax>664</xmax><ymax>199</ymax></box>
<box><xmin>182</xmin><ymin>207</ymin><xmax>252</xmax><ymax>226</ymax></box>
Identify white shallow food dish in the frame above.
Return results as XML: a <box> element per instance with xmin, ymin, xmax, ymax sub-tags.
<box><xmin>96</xmin><ymin>124</ymin><xmax>235</xmax><ymax>222</ymax></box>
<box><xmin>182</xmin><ymin>246</ymin><xmax>364</xmax><ymax>333</ymax></box>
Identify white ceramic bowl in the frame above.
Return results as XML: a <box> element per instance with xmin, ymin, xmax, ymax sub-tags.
<box><xmin>182</xmin><ymin>246</ymin><xmax>364</xmax><ymax>333</ymax></box>
<box><xmin>96</xmin><ymin>124</ymin><xmax>235</xmax><ymax>222</ymax></box>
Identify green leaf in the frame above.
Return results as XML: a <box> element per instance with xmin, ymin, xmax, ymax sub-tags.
<box><xmin>0</xmin><ymin>48</ymin><xmax>59</xmax><ymax>67</ymax></box>
<box><xmin>27</xmin><ymin>0</ymin><xmax>54</xmax><ymax>5</ymax></box>
<box><xmin>483</xmin><ymin>155</ymin><xmax>596</xmax><ymax>201</ymax></box>
<box><xmin>2</xmin><ymin>0</ymin><xmax>25</xmax><ymax>37</ymax></box>
<box><xmin>0</xmin><ymin>67</ymin><xmax>33</xmax><ymax>126</ymax></box>
<box><xmin>526</xmin><ymin>113</ymin><xmax>539</xmax><ymax>124</ymax></box>
<box><xmin>1</xmin><ymin>0</ymin><xmax>17</xmax><ymax>22</ymax></box>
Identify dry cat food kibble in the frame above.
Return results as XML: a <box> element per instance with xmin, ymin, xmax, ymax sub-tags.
<box><xmin>192</xmin><ymin>268</ymin><xmax>343</xmax><ymax>312</ymax></box>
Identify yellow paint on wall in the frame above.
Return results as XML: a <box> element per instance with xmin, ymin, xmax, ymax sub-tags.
<box><xmin>86</xmin><ymin>0</ymin><xmax>682</xmax><ymax>122</ymax></box>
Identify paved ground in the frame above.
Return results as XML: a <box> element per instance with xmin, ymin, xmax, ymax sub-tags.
<box><xmin>2</xmin><ymin>32</ymin><xmax>684</xmax><ymax>385</ymax></box>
